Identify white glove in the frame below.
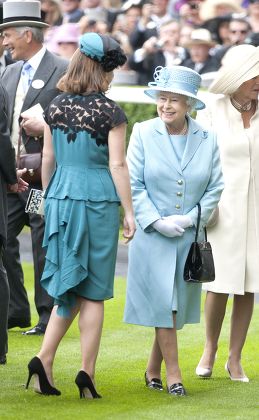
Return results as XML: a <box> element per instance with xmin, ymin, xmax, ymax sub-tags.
<box><xmin>164</xmin><ymin>214</ymin><xmax>193</xmax><ymax>229</ymax></box>
<box><xmin>152</xmin><ymin>218</ymin><xmax>185</xmax><ymax>238</ymax></box>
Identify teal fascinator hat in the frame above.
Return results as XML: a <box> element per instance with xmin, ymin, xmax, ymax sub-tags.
<box><xmin>79</xmin><ymin>32</ymin><xmax>127</xmax><ymax>72</ymax></box>
<box><xmin>144</xmin><ymin>66</ymin><xmax>206</xmax><ymax>110</ymax></box>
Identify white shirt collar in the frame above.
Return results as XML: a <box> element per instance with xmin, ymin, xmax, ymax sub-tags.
<box><xmin>27</xmin><ymin>46</ymin><xmax>47</xmax><ymax>73</ymax></box>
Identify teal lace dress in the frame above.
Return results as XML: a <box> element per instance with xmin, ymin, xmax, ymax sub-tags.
<box><xmin>42</xmin><ymin>92</ymin><xmax>127</xmax><ymax>317</ymax></box>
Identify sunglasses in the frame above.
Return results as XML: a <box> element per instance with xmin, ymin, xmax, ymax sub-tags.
<box><xmin>249</xmin><ymin>0</ymin><xmax>259</xmax><ymax>3</ymax></box>
<box><xmin>189</xmin><ymin>3</ymin><xmax>199</xmax><ymax>9</ymax></box>
<box><xmin>230</xmin><ymin>30</ymin><xmax>248</xmax><ymax>34</ymax></box>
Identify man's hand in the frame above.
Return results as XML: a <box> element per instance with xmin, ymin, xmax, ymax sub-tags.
<box><xmin>8</xmin><ymin>168</ymin><xmax>29</xmax><ymax>192</ymax></box>
<box><xmin>21</xmin><ymin>116</ymin><xmax>44</xmax><ymax>137</ymax></box>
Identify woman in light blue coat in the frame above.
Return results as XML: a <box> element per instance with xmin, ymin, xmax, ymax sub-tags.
<box><xmin>124</xmin><ymin>65</ymin><xmax>224</xmax><ymax>396</ymax></box>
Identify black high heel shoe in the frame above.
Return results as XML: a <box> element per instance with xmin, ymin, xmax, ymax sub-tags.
<box><xmin>145</xmin><ymin>371</ymin><xmax>163</xmax><ymax>391</ymax></box>
<box><xmin>75</xmin><ymin>371</ymin><xmax>101</xmax><ymax>399</ymax></box>
<box><xmin>26</xmin><ymin>356</ymin><xmax>61</xmax><ymax>396</ymax></box>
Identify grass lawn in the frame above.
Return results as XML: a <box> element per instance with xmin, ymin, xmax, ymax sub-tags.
<box><xmin>1</xmin><ymin>262</ymin><xmax>259</xmax><ymax>419</ymax></box>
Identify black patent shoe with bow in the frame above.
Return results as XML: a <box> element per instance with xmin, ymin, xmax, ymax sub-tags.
<box><xmin>145</xmin><ymin>371</ymin><xmax>163</xmax><ymax>391</ymax></box>
<box><xmin>168</xmin><ymin>383</ymin><xmax>186</xmax><ymax>396</ymax></box>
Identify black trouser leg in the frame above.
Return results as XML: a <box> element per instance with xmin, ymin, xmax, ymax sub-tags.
<box><xmin>0</xmin><ymin>245</ymin><xmax>9</xmax><ymax>356</ymax></box>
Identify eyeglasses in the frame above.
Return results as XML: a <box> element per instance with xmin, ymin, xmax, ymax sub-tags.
<box><xmin>249</xmin><ymin>0</ymin><xmax>259</xmax><ymax>4</ymax></box>
<box><xmin>230</xmin><ymin>30</ymin><xmax>248</xmax><ymax>34</ymax></box>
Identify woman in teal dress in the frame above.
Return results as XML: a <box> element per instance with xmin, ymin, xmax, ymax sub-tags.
<box><xmin>26</xmin><ymin>33</ymin><xmax>135</xmax><ymax>398</ymax></box>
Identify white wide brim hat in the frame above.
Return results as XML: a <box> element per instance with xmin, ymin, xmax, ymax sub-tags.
<box><xmin>209</xmin><ymin>45</ymin><xmax>259</xmax><ymax>95</ymax></box>
<box><xmin>144</xmin><ymin>66</ymin><xmax>206</xmax><ymax>110</ymax></box>
<box><xmin>0</xmin><ymin>1</ymin><xmax>49</xmax><ymax>30</ymax></box>
<box><xmin>183</xmin><ymin>28</ymin><xmax>216</xmax><ymax>49</ymax></box>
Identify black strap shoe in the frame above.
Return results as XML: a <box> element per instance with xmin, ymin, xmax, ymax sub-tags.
<box><xmin>22</xmin><ymin>324</ymin><xmax>46</xmax><ymax>336</ymax></box>
<box><xmin>145</xmin><ymin>371</ymin><xmax>163</xmax><ymax>391</ymax></box>
<box><xmin>168</xmin><ymin>383</ymin><xmax>186</xmax><ymax>396</ymax></box>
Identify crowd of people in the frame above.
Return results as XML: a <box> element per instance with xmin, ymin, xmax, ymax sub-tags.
<box><xmin>0</xmin><ymin>0</ymin><xmax>259</xmax><ymax>401</ymax></box>
<box><xmin>1</xmin><ymin>0</ymin><xmax>259</xmax><ymax>81</ymax></box>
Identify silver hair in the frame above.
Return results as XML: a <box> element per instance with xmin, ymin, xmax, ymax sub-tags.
<box><xmin>15</xmin><ymin>26</ymin><xmax>44</xmax><ymax>43</ymax></box>
<box><xmin>186</xmin><ymin>97</ymin><xmax>197</xmax><ymax>113</ymax></box>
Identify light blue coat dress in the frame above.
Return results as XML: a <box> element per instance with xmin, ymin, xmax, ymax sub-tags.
<box><xmin>124</xmin><ymin>115</ymin><xmax>224</xmax><ymax>329</ymax></box>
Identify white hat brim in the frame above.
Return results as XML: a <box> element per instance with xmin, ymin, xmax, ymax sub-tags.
<box><xmin>144</xmin><ymin>86</ymin><xmax>206</xmax><ymax>110</ymax></box>
<box><xmin>209</xmin><ymin>45</ymin><xmax>259</xmax><ymax>95</ymax></box>
<box><xmin>184</xmin><ymin>40</ymin><xmax>216</xmax><ymax>49</ymax></box>
<box><xmin>0</xmin><ymin>20</ymin><xmax>49</xmax><ymax>30</ymax></box>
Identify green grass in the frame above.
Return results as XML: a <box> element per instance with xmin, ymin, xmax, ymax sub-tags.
<box><xmin>1</xmin><ymin>262</ymin><xmax>259</xmax><ymax>419</ymax></box>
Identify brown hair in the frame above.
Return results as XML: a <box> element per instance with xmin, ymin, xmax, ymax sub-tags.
<box><xmin>57</xmin><ymin>49</ymin><xmax>109</xmax><ymax>94</ymax></box>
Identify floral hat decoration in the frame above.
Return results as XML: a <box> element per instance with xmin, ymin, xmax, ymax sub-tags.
<box><xmin>79</xmin><ymin>32</ymin><xmax>127</xmax><ymax>72</ymax></box>
<box><xmin>144</xmin><ymin>66</ymin><xmax>206</xmax><ymax>110</ymax></box>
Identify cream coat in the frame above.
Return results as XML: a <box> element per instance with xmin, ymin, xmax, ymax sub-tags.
<box><xmin>197</xmin><ymin>94</ymin><xmax>259</xmax><ymax>294</ymax></box>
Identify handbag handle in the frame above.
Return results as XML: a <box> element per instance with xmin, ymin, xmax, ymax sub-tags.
<box><xmin>16</xmin><ymin>126</ymin><xmax>29</xmax><ymax>163</ymax></box>
<box><xmin>195</xmin><ymin>203</ymin><xmax>207</xmax><ymax>242</ymax></box>
<box><xmin>16</xmin><ymin>127</ymin><xmax>23</xmax><ymax>166</ymax></box>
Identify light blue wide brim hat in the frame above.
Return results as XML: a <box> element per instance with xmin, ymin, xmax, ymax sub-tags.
<box><xmin>144</xmin><ymin>66</ymin><xmax>206</xmax><ymax>111</ymax></box>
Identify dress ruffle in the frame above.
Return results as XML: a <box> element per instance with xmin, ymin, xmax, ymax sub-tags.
<box><xmin>46</xmin><ymin>165</ymin><xmax>120</xmax><ymax>202</ymax></box>
<box><xmin>41</xmin><ymin>197</ymin><xmax>92</xmax><ymax>317</ymax></box>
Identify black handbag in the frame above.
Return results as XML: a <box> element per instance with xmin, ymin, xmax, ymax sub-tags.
<box><xmin>183</xmin><ymin>203</ymin><xmax>215</xmax><ymax>283</ymax></box>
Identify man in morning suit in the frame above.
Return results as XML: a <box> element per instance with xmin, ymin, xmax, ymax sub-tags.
<box><xmin>0</xmin><ymin>3</ymin><xmax>14</xmax><ymax>76</ymax></box>
<box><xmin>0</xmin><ymin>79</ymin><xmax>28</xmax><ymax>364</ymax></box>
<box><xmin>0</xmin><ymin>0</ymin><xmax>68</xmax><ymax>335</ymax></box>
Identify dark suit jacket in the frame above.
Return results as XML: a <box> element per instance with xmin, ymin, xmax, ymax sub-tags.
<box><xmin>2</xmin><ymin>49</ymin><xmax>68</xmax><ymax>155</ymax></box>
<box><xmin>128</xmin><ymin>48</ymin><xmax>189</xmax><ymax>86</ymax></box>
<box><xmin>0</xmin><ymin>81</ymin><xmax>17</xmax><ymax>247</ymax></box>
<box><xmin>129</xmin><ymin>26</ymin><xmax>158</xmax><ymax>50</ymax></box>
<box><xmin>128</xmin><ymin>50</ymin><xmax>166</xmax><ymax>85</ymax></box>
<box><xmin>181</xmin><ymin>55</ymin><xmax>221</xmax><ymax>74</ymax></box>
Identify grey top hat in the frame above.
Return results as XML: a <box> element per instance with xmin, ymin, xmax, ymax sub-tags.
<box><xmin>0</xmin><ymin>1</ymin><xmax>49</xmax><ymax>30</ymax></box>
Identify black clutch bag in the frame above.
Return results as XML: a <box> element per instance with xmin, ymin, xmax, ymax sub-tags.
<box><xmin>25</xmin><ymin>189</ymin><xmax>44</xmax><ymax>216</ymax></box>
<box><xmin>184</xmin><ymin>203</ymin><xmax>215</xmax><ymax>283</ymax></box>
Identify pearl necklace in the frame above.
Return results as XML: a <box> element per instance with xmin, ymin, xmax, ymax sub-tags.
<box><xmin>167</xmin><ymin>119</ymin><xmax>188</xmax><ymax>135</ymax></box>
<box><xmin>230</xmin><ymin>97</ymin><xmax>252</xmax><ymax>113</ymax></box>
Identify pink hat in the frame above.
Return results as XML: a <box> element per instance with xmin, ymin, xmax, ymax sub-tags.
<box><xmin>54</xmin><ymin>23</ymin><xmax>80</xmax><ymax>44</ymax></box>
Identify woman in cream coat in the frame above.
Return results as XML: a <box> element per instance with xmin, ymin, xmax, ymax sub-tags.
<box><xmin>196</xmin><ymin>44</ymin><xmax>259</xmax><ymax>382</ymax></box>
<box><xmin>124</xmin><ymin>65</ymin><xmax>223</xmax><ymax>396</ymax></box>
